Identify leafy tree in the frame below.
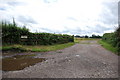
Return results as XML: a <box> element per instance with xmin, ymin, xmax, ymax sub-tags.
<box><xmin>90</xmin><ymin>34</ymin><xmax>102</xmax><ymax>38</ymax></box>
<box><xmin>75</xmin><ymin>35</ymin><xmax>80</xmax><ymax>38</ymax></box>
<box><xmin>85</xmin><ymin>35</ymin><xmax>88</xmax><ymax>38</ymax></box>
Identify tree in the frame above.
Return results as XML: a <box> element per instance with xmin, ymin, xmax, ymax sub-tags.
<box><xmin>85</xmin><ymin>35</ymin><xmax>88</xmax><ymax>38</ymax></box>
<box><xmin>90</xmin><ymin>34</ymin><xmax>102</xmax><ymax>38</ymax></box>
<box><xmin>75</xmin><ymin>35</ymin><xmax>80</xmax><ymax>38</ymax></box>
<box><xmin>13</xmin><ymin>18</ymin><xmax>17</xmax><ymax>27</ymax></box>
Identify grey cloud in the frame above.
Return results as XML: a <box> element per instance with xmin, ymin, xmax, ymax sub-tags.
<box><xmin>7</xmin><ymin>2</ymin><xmax>22</xmax><ymax>6</ymax></box>
<box><xmin>40</xmin><ymin>27</ymin><xmax>53</xmax><ymax>33</ymax></box>
<box><xmin>100</xmin><ymin>2</ymin><xmax>118</xmax><ymax>25</ymax></box>
<box><xmin>43</xmin><ymin>0</ymin><xmax>58</xmax><ymax>3</ymax></box>
<box><xmin>70</xmin><ymin>24</ymin><xmax>114</xmax><ymax>35</ymax></box>
<box><xmin>39</xmin><ymin>27</ymin><xmax>62</xmax><ymax>34</ymax></box>
<box><xmin>93</xmin><ymin>25</ymin><xmax>112</xmax><ymax>33</ymax></box>
<box><xmin>5</xmin><ymin>1</ymin><xmax>26</xmax><ymax>6</ymax></box>
<box><xmin>1</xmin><ymin>0</ymin><xmax>117</xmax><ymax>36</ymax></box>
<box><xmin>43</xmin><ymin>0</ymin><xmax>51</xmax><ymax>3</ymax></box>
<box><xmin>39</xmin><ymin>26</ymin><xmax>82</xmax><ymax>35</ymax></box>
<box><xmin>0</xmin><ymin>7</ymin><xmax>6</xmax><ymax>11</ymax></box>
<box><xmin>0</xmin><ymin>1</ymin><xmax>26</xmax><ymax>14</ymax></box>
<box><xmin>32</xmin><ymin>25</ymin><xmax>108</xmax><ymax>36</ymax></box>
<box><xmin>67</xmin><ymin>17</ymin><xmax>78</xmax><ymax>21</ymax></box>
<box><xmin>17</xmin><ymin>16</ymin><xmax>37</xmax><ymax>24</ymax></box>
<box><xmin>87</xmin><ymin>24</ymin><xmax>115</xmax><ymax>34</ymax></box>
<box><xmin>61</xmin><ymin>27</ymin><xmax>82</xmax><ymax>35</ymax></box>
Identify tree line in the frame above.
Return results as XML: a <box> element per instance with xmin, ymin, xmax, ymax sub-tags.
<box><xmin>75</xmin><ymin>34</ymin><xmax>102</xmax><ymax>38</ymax></box>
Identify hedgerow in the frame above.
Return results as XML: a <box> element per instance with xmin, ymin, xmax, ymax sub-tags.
<box><xmin>115</xmin><ymin>25</ymin><xmax>120</xmax><ymax>54</ymax></box>
<box><xmin>2</xmin><ymin>21</ymin><xmax>29</xmax><ymax>45</ymax></box>
<box><xmin>24</xmin><ymin>33</ymin><xmax>74</xmax><ymax>45</ymax></box>
<box><xmin>102</xmin><ymin>33</ymin><xmax>117</xmax><ymax>47</ymax></box>
<box><xmin>1</xmin><ymin>20</ymin><xmax>74</xmax><ymax>45</ymax></box>
<box><xmin>102</xmin><ymin>26</ymin><xmax>120</xmax><ymax>55</ymax></box>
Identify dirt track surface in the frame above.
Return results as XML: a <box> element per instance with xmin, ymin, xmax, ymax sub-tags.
<box><xmin>2</xmin><ymin>40</ymin><xmax>118</xmax><ymax>78</ymax></box>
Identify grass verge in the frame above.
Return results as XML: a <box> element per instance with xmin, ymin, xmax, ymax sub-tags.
<box><xmin>2</xmin><ymin>42</ymin><xmax>75</xmax><ymax>52</ymax></box>
<box><xmin>98</xmin><ymin>40</ymin><xmax>118</xmax><ymax>54</ymax></box>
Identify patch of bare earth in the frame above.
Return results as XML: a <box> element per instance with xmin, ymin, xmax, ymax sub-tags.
<box><xmin>2</xmin><ymin>40</ymin><xmax>118</xmax><ymax>78</ymax></box>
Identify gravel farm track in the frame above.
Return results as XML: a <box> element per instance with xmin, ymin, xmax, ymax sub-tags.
<box><xmin>2</xmin><ymin>40</ymin><xmax>118</xmax><ymax>78</ymax></box>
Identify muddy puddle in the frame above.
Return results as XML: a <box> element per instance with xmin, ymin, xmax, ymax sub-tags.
<box><xmin>2</xmin><ymin>54</ymin><xmax>46</xmax><ymax>71</ymax></box>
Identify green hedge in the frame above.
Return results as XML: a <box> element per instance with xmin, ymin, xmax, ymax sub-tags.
<box><xmin>2</xmin><ymin>21</ymin><xmax>74</xmax><ymax>45</ymax></box>
<box><xmin>2</xmin><ymin>21</ymin><xmax>30</xmax><ymax>45</ymax></box>
<box><xmin>20</xmin><ymin>33</ymin><xmax>74</xmax><ymax>45</ymax></box>
<box><xmin>115</xmin><ymin>26</ymin><xmax>120</xmax><ymax>54</ymax></box>
<box><xmin>102</xmin><ymin>27</ymin><xmax>120</xmax><ymax>55</ymax></box>
<box><xmin>102</xmin><ymin>33</ymin><xmax>117</xmax><ymax>47</ymax></box>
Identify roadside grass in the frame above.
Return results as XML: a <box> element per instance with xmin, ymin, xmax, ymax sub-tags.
<box><xmin>31</xmin><ymin>42</ymin><xmax>75</xmax><ymax>52</ymax></box>
<box><xmin>2</xmin><ymin>42</ymin><xmax>75</xmax><ymax>53</ymax></box>
<box><xmin>98</xmin><ymin>40</ymin><xmax>118</xmax><ymax>54</ymax></box>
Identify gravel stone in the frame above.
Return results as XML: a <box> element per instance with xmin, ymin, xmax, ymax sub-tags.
<box><xmin>2</xmin><ymin>40</ymin><xmax>118</xmax><ymax>78</ymax></box>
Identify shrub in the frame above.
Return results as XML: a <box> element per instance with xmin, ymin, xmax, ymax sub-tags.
<box><xmin>102</xmin><ymin>33</ymin><xmax>117</xmax><ymax>47</ymax></box>
<box><xmin>102</xmin><ymin>25</ymin><xmax>120</xmax><ymax>55</ymax></box>
<box><xmin>115</xmin><ymin>25</ymin><xmax>120</xmax><ymax>55</ymax></box>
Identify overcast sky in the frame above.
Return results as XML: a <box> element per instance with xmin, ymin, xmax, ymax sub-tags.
<box><xmin>0</xmin><ymin>0</ymin><xmax>119</xmax><ymax>36</ymax></box>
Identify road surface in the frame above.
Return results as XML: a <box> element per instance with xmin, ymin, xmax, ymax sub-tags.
<box><xmin>2</xmin><ymin>40</ymin><xmax>118</xmax><ymax>78</ymax></box>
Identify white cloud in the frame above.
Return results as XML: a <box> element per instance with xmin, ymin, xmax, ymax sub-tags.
<box><xmin>0</xmin><ymin>0</ymin><xmax>119</xmax><ymax>36</ymax></box>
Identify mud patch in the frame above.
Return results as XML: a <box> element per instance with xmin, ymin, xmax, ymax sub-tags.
<box><xmin>2</xmin><ymin>54</ymin><xmax>45</xmax><ymax>71</ymax></box>
<box><xmin>12</xmin><ymin>54</ymin><xmax>36</xmax><ymax>59</ymax></box>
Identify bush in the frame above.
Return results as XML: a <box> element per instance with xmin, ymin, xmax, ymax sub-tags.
<box><xmin>26</xmin><ymin>33</ymin><xmax>74</xmax><ymax>45</ymax></box>
<box><xmin>115</xmin><ymin>25</ymin><xmax>120</xmax><ymax>54</ymax></box>
<box><xmin>102</xmin><ymin>26</ymin><xmax>120</xmax><ymax>55</ymax></box>
<box><xmin>102</xmin><ymin>33</ymin><xmax>117</xmax><ymax>47</ymax></box>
